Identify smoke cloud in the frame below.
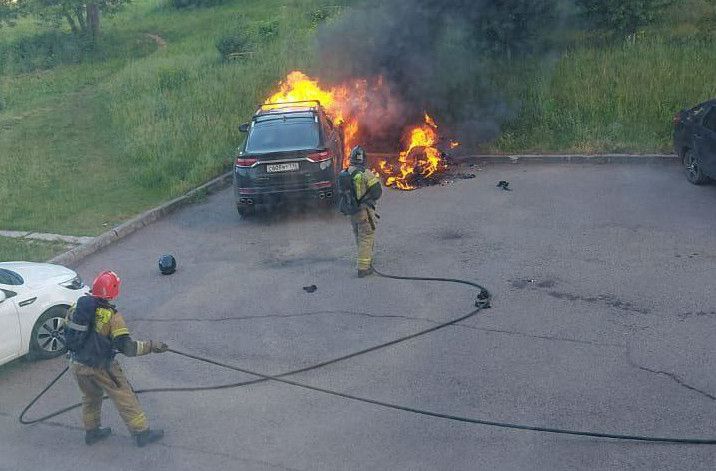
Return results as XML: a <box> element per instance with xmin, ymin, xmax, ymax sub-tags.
<box><xmin>315</xmin><ymin>0</ymin><xmax>561</xmax><ymax>150</ymax></box>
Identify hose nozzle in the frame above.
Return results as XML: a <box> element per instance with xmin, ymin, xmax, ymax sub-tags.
<box><xmin>475</xmin><ymin>289</ymin><xmax>491</xmax><ymax>309</ymax></box>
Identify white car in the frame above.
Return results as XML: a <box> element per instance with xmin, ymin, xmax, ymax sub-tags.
<box><xmin>0</xmin><ymin>262</ymin><xmax>88</xmax><ymax>366</ymax></box>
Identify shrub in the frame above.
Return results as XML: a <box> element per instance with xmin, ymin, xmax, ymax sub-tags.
<box><xmin>157</xmin><ymin>66</ymin><xmax>189</xmax><ymax>92</ymax></box>
<box><xmin>215</xmin><ymin>31</ymin><xmax>254</xmax><ymax>61</ymax></box>
<box><xmin>309</xmin><ymin>8</ymin><xmax>330</xmax><ymax>27</ymax></box>
<box><xmin>256</xmin><ymin>19</ymin><xmax>280</xmax><ymax>42</ymax></box>
<box><xmin>170</xmin><ymin>0</ymin><xmax>227</xmax><ymax>10</ymax></box>
<box><xmin>0</xmin><ymin>31</ymin><xmax>87</xmax><ymax>74</ymax></box>
<box><xmin>576</xmin><ymin>0</ymin><xmax>675</xmax><ymax>39</ymax></box>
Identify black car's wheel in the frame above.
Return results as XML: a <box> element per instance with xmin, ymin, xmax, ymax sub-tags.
<box><xmin>28</xmin><ymin>306</ymin><xmax>68</xmax><ymax>360</ymax></box>
<box><xmin>237</xmin><ymin>205</ymin><xmax>254</xmax><ymax>218</ymax></box>
<box><xmin>684</xmin><ymin>149</ymin><xmax>710</xmax><ymax>185</ymax></box>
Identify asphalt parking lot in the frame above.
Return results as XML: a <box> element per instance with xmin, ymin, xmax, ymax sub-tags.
<box><xmin>1</xmin><ymin>162</ymin><xmax>715</xmax><ymax>471</ymax></box>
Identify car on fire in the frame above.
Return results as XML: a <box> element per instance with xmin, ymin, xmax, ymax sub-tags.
<box><xmin>0</xmin><ymin>262</ymin><xmax>88</xmax><ymax>366</ymax></box>
<box><xmin>673</xmin><ymin>98</ymin><xmax>716</xmax><ymax>185</ymax></box>
<box><xmin>234</xmin><ymin>100</ymin><xmax>344</xmax><ymax>216</ymax></box>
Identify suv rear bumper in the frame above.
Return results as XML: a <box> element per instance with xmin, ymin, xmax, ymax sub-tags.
<box><xmin>234</xmin><ymin>181</ymin><xmax>336</xmax><ymax>206</ymax></box>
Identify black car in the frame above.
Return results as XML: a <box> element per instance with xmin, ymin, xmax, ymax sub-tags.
<box><xmin>234</xmin><ymin>100</ymin><xmax>344</xmax><ymax>216</ymax></box>
<box><xmin>673</xmin><ymin>99</ymin><xmax>716</xmax><ymax>185</ymax></box>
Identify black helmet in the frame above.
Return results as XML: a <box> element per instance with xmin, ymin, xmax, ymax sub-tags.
<box><xmin>158</xmin><ymin>255</ymin><xmax>176</xmax><ymax>275</ymax></box>
<box><xmin>349</xmin><ymin>145</ymin><xmax>366</xmax><ymax>166</ymax></box>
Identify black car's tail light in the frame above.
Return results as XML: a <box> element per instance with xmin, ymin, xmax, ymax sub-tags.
<box><xmin>307</xmin><ymin>150</ymin><xmax>332</xmax><ymax>162</ymax></box>
<box><xmin>673</xmin><ymin>112</ymin><xmax>682</xmax><ymax>127</ymax></box>
<box><xmin>236</xmin><ymin>157</ymin><xmax>258</xmax><ymax>167</ymax></box>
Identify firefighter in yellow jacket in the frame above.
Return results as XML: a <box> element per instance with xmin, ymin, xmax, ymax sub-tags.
<box><xmin>65</xmin><ymin>270</ymin><xmax>167</xmax><ymax>447</ymax></box>
<box><xmin>340</xmin><ymin>146</ymin><xmax>382</xmax><ymax>277</ymax></box>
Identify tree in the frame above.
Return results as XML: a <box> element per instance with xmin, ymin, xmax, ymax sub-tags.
<box><xmin>576</xmin><ymin>0</ymin><xmax>674</xmax><ymax>39</ymax></box>
<box><xmin>25</xmin><ymin>0</ymin><xmax>128</xmax><ymax>39</ymax></box>
<box><xmin>474</xmin><ymin>0</ymin><xmax>559</xmax><ymax>57</ymax></box>
<box><xmin>0</xmin><ymin>0</ymin><xmax>22</xmax><ymax>27</ymax></box>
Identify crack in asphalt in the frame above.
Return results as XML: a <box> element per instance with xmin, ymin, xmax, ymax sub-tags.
<box><xmin>134</xmin><ymin>310</ymin><xmax>621</xmax><ymax>348</ymax></box>
<box><xmin>633</xmin><ymin>364</ymin><xmax>716</xmax><ymax>402</ymax></box>
<box><xmin>132</xmin><ymin>310</ymin><xmax>412</xmax><ymax>323</ymax></box>
<box><xmin>452</xmin><ymin>325</ymin><xmax>624</xmax><ymax>348</ymax></box>
<box><xmin>625</xmin><ymin>345</ymin><xmax>716</xmax><ymax>402</ymax></box>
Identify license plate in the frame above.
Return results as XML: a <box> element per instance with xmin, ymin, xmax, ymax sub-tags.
<box><xmin>266</xmin><ymin>162</ymin><xmax>300</xmax><ymax>173</ymax></box>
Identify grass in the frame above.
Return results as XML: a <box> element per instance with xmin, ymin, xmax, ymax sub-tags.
<box><xmin>0</xmin><ymin>237</ymin><xmax>70</xmax><ymax>262</ymax></box>
<box><xmin>0</xmin><ymin>0</ymin><xmax>714</xmax><ymax>263</ymax></box>
<box><xmin>493</xmin><ymin>38</ymin><xmax>716</xmax><ymax>153</ymax></box>
<box><xmin>0</xmin><ymin>0</ymin><xmax>344</xmax><ymax>238</ymax></box>
<box><xmin>492</xmin><ymin>0</ymin><xmax>716</xmax><ymax>153</ymax></box>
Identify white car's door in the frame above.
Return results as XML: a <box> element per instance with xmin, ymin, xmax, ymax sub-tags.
<box><xmin>0</xmin><ymin>290</ymin><xmax>21</xmax><ymax>364</ymax></box>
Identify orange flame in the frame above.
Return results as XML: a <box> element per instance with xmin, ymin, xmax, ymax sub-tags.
<box><xmin>262</xmin><ymin>71</ymin><xmax>454</xmax><ymax>189</ymax></box>
<box><xmin>376</xmin><ymin>114</ymin><xmax>448</xmax><ymax>190</ymax></box>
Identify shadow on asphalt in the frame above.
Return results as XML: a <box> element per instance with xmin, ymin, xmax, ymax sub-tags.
<box><xmin>240</xmin><ymin>201</ymin><xmax>344</xmax><ymax>225</ymax></box>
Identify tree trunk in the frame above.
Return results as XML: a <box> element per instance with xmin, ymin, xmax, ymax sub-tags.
<box><xmin>63</xmin><ymin>8</ymin><xmax>79</xmax><ymax>35</ymax></box>
<box><xmin>86</xmin><ymin>4</ymin><xmax>100</xmax><ymax>41</ymax></box>
<box><xmin>74</xmin><ymin>6</ymin><xmax>87</xmax><ymax>34</ymax></box>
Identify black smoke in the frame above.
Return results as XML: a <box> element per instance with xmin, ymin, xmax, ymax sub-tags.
<box><xmin>315</xmin><ymin>0</ymin><xmax>562</xmax><ymax>150</ymax></box>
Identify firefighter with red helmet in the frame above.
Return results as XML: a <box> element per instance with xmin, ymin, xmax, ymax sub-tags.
<box><xmin>65</xmin><ymin>271</ymin><xmax>167</xmax><ymax>447</ymax></box>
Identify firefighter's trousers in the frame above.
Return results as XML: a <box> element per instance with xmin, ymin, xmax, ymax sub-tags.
<box><xmin>73</xmin><ymin>360</ymin><xmax>148</xmax><ymax>433</ymax></box>
<box><xmin>351</xmin><ymin>207</ymin><xmax>376</xmax><ymax>271</ymax></box>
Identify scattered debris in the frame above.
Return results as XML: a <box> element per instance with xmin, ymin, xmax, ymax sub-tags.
<box><xmin>303</xmin><ymin>285</ymin><xmax>318</xmax><ymax>293</ymax></box>
<box><xmin>497</xmin><ymin>180</ymin><xmax>511</xmax><ymax>191</ymax></box>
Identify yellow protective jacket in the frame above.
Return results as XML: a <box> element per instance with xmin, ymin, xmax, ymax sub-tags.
<box><xmin>348</xmin><ymin>166</ymin><xmax>382</xmax><ymax>206</ymax></box>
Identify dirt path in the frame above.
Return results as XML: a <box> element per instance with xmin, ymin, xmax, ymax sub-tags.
<box><xmin>145</xmin><ymin>33</ymin><xmax>167</xmax><ymax>48</ymax></box>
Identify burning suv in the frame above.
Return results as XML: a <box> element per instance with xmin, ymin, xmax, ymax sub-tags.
<box><xmin>234</xmin><ymin>100</ymin><xmax>344</xmax><ymax>216</ymax></box>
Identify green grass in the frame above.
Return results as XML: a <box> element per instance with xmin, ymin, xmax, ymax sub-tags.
<box><xmin>0</xmin><ymin>238</ymin><xmax>70</xmax><ymax>262</ymax></box>
<box><xmin>0</xmin><ymin>0</ymin><xmax>714</xmax><ymax>264</ymax></box>
<box><xmin>0</xmin><ymin>0</ymin><xmax>343</xmax><ymax>238</ymax></box>
<box><xmin>493</xmin><ymin>38</ymin><xmax>716</xmax><ymax>153</ymax></box>
<box><xmin>493</xmin><ymin>0</ymin><xmax>716</xmax><ymax>153</ymax></box>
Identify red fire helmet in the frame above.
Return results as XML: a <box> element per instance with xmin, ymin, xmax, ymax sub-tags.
<box><xmin>91</xmin><ymin>271</ymin><xmax>121</xmax><ymax>300</ymax></box>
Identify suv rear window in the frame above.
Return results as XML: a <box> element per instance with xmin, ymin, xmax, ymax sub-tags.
<box><xmin>245</xmin><ymin>119</ymin><xmax>320</xmax><ymax>154</ymax></box>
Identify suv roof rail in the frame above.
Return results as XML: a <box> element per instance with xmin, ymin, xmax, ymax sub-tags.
<box><xmin>252</xmin><ymin>110</ymin><xmax>319</xmax><ymax>123</ymax></box>
<box><xmin>260</xmin><ymin>100</ymin><xmax>321</xmax><ymax>108</ymax></box>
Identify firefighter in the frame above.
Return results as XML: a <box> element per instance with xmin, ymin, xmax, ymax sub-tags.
<box><xmin>67</xmin><ymin>271</ymin><xmax>168</xmax><ymax>447</ymax></box>
<box><xmin>343</xmin><ymin>145</ymin><xmax>382</xmax><ymax>277</ymax></box>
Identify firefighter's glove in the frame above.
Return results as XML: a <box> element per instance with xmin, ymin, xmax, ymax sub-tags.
<box><xmin>151</xmin><ymin>341</ymin><xmax>169</xmax><ymax>353</ymax></box>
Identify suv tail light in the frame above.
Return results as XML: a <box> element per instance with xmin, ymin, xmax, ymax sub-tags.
<box><xmin>236</xmin><ymin>157</ymin><xmax>258</xmax><ymax>168</ymax></box>
<box><xmin>307</xmin><ymin>150</ymin><xmax>332</xmax><ymax>163</ymax></box>
<box><xmin>673</xmin><ymin>112</ymin><xmax>682</xmax><ymax>127</ymax></box>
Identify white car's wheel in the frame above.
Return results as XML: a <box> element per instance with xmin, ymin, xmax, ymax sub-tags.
<box><xmin>29</xmin><ymin>306</ymin><xmax>69</xmax><ymax>360</ymax></box>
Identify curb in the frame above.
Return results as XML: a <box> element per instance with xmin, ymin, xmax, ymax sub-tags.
<box><xmin>49</xmin><ymin>171</ymin><xmax>233</xmax><ymax>267</ymax></box>
<box><xmin>451</xmin><ymin>154</ymin><xmax>678</xmax><ymax>164</ymax></box>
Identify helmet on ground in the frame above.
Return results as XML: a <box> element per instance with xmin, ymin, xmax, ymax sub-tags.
<box><xmin>91</xmin><ymin>271</ymin><xmax>121</xmax><ymax>300</ymax></box>
<box><xmin>158</xmin><ymin>254</ymin><xmax>177</xmax><ymax>275</ymax></box>
<box><xmin>349</xmin><ymin>145</ymin><xmax>366</xmax><ymax>166</ymax></box>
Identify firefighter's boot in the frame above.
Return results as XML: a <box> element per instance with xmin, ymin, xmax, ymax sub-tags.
<box><xmin>134</xmin><ymin>428</ymin><xmax>164</xmax><ymax>447</ymax></box>
<box><xmin>85</xmin><ymin>427</ymin><xmax>112</xmax><ymax>445</ymax></box>
<box><xmin>358</xmin><ymin>267</ymin><xmax>374</xmax><ymax>278</ymax></box>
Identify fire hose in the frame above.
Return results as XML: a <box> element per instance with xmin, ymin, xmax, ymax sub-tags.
<box><xmin>18</xmin><ymin>268</ymin><xmax>716</xmax><ymax>445</ymax></box>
